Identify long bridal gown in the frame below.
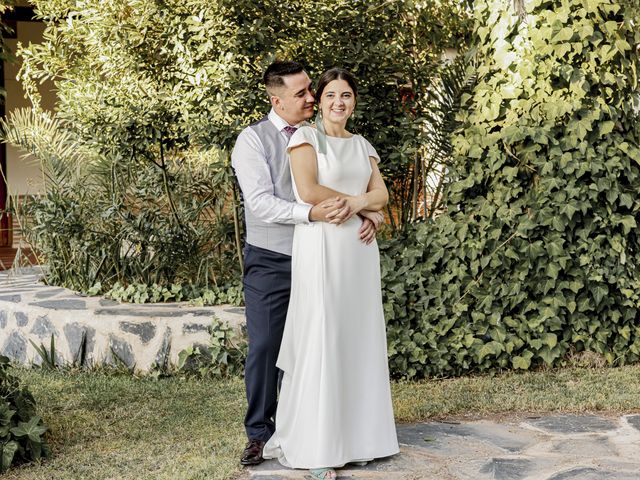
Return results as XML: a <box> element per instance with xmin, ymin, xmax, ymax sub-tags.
<box><xmin>263</xmin><ymin>126</ymin><xmax>399</xmax><ymax>469</ymax></box>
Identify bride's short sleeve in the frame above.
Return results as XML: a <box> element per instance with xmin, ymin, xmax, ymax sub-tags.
<box><xmin>362</xmin><ymin>137</ymin><xmax>381</xmax><ymax>163</ymax></box>
<box><xmin>287</xmin><ymin>126</ymin><xmax>318</xmax><ymax>153</ymax></box>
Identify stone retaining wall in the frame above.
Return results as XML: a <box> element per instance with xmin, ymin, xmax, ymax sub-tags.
<box><xmin>0</xmin><ymin>268</ymin><xmax>245</xmax><ymax>372</ymax></box>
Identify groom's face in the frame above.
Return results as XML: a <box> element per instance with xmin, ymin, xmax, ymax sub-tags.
<box><xmin>271</xmin><ymin>71</ymin><xmax>315</xmax><ymax>125</ymax></box>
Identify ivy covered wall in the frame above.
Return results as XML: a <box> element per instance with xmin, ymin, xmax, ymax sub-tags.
<box><xmin>382</xmin><ymin>0</ymin><xmax>640</xmax><ymax>378</ymax></box>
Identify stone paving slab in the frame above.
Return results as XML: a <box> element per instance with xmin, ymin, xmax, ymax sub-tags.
<box><xmin>623</xmin><ymin>415</ymin><xmax>640</xmax><ymax>431</ymax></box>
<box><xmin>527</xmin><ymin>415</ymin><xmax>617</xmax><ymax>434</ymax></box>
<box><xmin>242</xmin><ymin>414</ymin><xmax>640</xmax><ymax>480</ymax></box>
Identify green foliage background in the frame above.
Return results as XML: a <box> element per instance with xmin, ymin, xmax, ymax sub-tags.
<box><xmin>6</xmin><ymin>0</ymin><xmax>640</xmax><ymax>381</ymax></box>
<box><xmin>2</xmin><ymin>0</ymin><xmax>470</xmax><ymax>295</ymax></box>
<box><xmin>381</xmin><ymin>0</ymin><xmax>640</xmax><ymax>378</ymax></box>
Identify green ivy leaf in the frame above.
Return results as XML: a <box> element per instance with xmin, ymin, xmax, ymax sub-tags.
<box><xmin>618</xmin><ymin>216</ymin><xmax>636</xmax><ymax>234</ymax></box>
<box><xmin>552</xmin><ymin>26</ymin><xmax>574</xmax><ymax>42</ymax></box>
<box><xmin>592</xmin><ymin>285</ymin><xmax>609</xmax><ymax>306</ymax></box>
<box><xmin>512</xmin><ymin>350</ymin><xmax>534</xmax><ymax>370</ymax></box>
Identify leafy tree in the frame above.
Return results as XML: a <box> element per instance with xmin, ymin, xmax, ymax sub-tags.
<box><xmin>4</xmin><ymin>0</ymin><xmax>247</xmax><ymax>291</ymax></box>
<box><xmin>382</xmin><ymin>0</ymin><xmax>640</xmax><ymax>378</ymax></box>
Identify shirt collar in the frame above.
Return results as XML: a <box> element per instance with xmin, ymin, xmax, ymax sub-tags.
<box><xmin>268</xmin><ymin>108</ymin><xmax>304</xmax><ymax>131</ymax></box>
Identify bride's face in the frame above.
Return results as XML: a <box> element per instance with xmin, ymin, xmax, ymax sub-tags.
<box><xmin>319</xmin><ymin>79</ymin><xmax>355</xmax><ymax>124</ymax></box>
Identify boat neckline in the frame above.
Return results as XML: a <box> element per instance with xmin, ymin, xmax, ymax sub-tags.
<box><xmin>325</xmin><ymin>134</ymin><xmax>356</xmax><ymax>139</ymax></box>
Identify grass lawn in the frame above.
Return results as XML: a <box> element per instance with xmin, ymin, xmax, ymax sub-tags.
<box><xmin>6</xmin><ymin>365</ymin><xmax>640</xmax><ymax>479</ymax></box>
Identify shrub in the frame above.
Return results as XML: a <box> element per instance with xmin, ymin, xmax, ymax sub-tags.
<box><xmin>0</xmin><ymin>355</ymin><xmax>50</xmax><ymax>473</ymax></box>
<box><xmin>178</xmin><ymin>317</ymin><xmax>247</xmax><ymax>379</ymax></box>
<box><xmin>98</xmin><ymin>281</ymin><xmax>243</xmax><ymax>306</ymax></box>
<box><xmin>382</xmin><ymin>0</ymin><xmax>640</xmax><ymax>379</ymax></box>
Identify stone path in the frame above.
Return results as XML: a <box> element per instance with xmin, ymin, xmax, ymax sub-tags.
<box><xmin>243</xmin><ymin>414</ymin><xmax>640</xmax><ymax>479</ymax></box>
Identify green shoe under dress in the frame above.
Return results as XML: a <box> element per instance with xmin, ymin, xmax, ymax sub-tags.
<box><xmin>308</xmin><ymin>467</ymin><xmax>337</xmax><ymax>479</ymax></box>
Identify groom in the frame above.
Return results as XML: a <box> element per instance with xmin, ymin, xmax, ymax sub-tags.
<box><xmin>231</xmin><ymin>60</ymin><xmax>379</xmax><ymax>466</ymax></box>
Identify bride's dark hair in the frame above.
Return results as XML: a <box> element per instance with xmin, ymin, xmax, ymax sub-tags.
<box><xmin>315</xmin><ymin>68</ymin><xmax>358</xmax><ymax>101</ymax></box>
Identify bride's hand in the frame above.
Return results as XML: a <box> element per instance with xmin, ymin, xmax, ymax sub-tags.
<box><xmin>309</xmin><ymin>197</ymin><xmax>348</xmax><ymax>222</ymax></box>
<box><xmin>326</xmin><ymin>195</ymin><xmax>366</xmax><ymax>224</ymax></box>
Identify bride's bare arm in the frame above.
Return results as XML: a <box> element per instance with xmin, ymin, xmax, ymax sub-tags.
<box><xmin>363</xmin><ymin>158</ymin><xmax>389</xmax><ymax>210</ymax></box>
<box><xmin>290</xmin><ymin>144</ymin><xmax>345</xmax><ymax>204</ymax></box>
<box><xmin>291</xmin><ymin>145</ymin><xmax>388</xmax><ymax>223</ymax></box>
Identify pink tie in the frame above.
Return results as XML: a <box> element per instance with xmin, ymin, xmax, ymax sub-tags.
<box><xmin>283</xmin><ymin>126</ymin><xmax>298</xmax><ymax>139</ymax></box>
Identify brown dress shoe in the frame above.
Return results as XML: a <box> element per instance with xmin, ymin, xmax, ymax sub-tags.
<box><xmin>240</xmin><ymin>439</ymin><xmax>265</xmax><ymax>466</ymax></box>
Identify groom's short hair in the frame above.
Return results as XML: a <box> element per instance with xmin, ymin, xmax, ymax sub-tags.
<box><xmin>263</xmin><ymin>61</ymin><xmax>305</xmax><ymax>93</ymax></box>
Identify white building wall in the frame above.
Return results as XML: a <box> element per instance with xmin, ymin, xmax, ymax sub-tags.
<box><xmin>4</xmin><ymin>20</ymin><xmax>56</xmax><ymax>196</ymax></box>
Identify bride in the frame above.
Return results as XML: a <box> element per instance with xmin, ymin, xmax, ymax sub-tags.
<box><xmin>262</xmin><ymin>67</ymin><xmax>399</xmax><ymax>479</ymax></box>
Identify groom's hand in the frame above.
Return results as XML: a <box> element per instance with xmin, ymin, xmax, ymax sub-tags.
<box><xmin>309</xmin><ymin>197</ymin><xmax>350</xmax><ymax>223</ymax></box>
<box><xmin>359</xmin><ymin>218</ymin><xmax>377</xmax><ymax>245</ymax></box>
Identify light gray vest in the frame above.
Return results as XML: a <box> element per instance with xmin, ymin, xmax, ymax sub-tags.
<box><xmin>245</xmin><ymin>117</ymin><xmax>296</xmax><ymax>256</ymax></box>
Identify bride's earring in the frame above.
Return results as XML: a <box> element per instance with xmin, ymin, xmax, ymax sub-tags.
<box><xmin>347</xmin><ymin>102</ymin><xmax>357</xmax><ymax>130</ymax></box>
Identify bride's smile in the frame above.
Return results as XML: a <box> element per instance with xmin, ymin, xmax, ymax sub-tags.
<box><xmin>320</xmin><ymin>79</ymin><xmax>356</xmax><ymax>135</ymax></box>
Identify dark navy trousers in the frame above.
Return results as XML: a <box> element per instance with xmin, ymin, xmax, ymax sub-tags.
<box><xmin>242</xmin><ymin>243</ymin><xmax>291</xmax><ymax>441</ymax></box>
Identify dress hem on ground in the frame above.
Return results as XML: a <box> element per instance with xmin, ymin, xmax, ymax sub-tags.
<box><xmin>263</xmin><ymin>435</ymin><xmax>400</xmax><ymax>470</ymax></box>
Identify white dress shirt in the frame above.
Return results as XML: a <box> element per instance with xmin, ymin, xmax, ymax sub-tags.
<box><xmin>231</xmin><ymin>109</ymin><xmax>311</xmax><ymax>226</ymax></box>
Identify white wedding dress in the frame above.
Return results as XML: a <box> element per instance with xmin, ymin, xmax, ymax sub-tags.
<box><xmin>263</xmin><ymin>126</ymin><xmax>399</xmax><ymax>469</ymax></box>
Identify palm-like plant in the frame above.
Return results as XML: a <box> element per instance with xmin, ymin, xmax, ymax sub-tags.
<box><xmin>422</xmin><ymin>57</ymin><xmax>477</xmax><ymax>219</ymax></box>
<box><xmin>0</xmin><ymin>107</ymin><xmax>240</xmax><ymax>293</ymax></box>
<box><xmin>388</xmin><ymin>56</ymin><xmax>476</xmax><ymax>230</ymax></box>
<box><xmin>0</xmin><ymin>108</ymin><xmax>91</xmax><ymax>191</ymax></box>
